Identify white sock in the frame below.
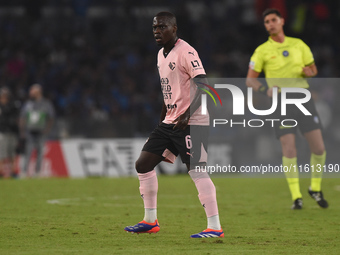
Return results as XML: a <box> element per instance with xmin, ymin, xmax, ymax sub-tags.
<box><xmin>143</xmin><ymin>208</ymin><xmax>157</xmax><ymax>223</ymax></box>
<box><xmin>207</xmin><ymin>214</ymin><xmax>221</xmax><ymax>230</ymax></box>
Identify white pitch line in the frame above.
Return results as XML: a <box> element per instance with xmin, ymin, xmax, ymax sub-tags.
<box><xmin>103</xmin><ymin>203</ymin><xmax>201</xmax><ymax>208</ymax></box>
<box><xmin>47</xmin><ymin>194</ymin><xmax>197</xmax><ymax>206</ymax></box>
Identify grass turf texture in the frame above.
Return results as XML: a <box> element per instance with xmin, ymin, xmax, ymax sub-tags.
<box><xmin>0</xmin><ymin>176</ymin><xmax>339</xmax><ymax>255</ymax></box>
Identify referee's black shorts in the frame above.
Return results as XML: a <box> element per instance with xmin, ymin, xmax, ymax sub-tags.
<box><xmin>272</xmin><ymin>92</ymin><xmax>322</xmax><ymax>139</ymax></box>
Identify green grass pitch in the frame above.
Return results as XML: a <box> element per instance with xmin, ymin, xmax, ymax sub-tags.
<box><xmin>1</xmin><ymin>176</ymin><xmax>339</xmax><ymax>255</ymax></box>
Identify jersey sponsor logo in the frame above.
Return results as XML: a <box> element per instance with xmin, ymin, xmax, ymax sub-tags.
<box><xmin>161</xmin><ymin>78</ymin><xmax>169</xmax><ymax>85</ymax></box>
<box><xmin>188</xmin><ymin>51</ymin><xmax>195</xmax><ymax>56</ymax></box>
<box><xmin>169</xmin><ymin>62</ymin><xmax>176</xmax><ymax>70</ymax></box>
<box><xmin>191</xmin><ymin>60</ymin><xmax>200</xmax><ymax>68</ymax></box>
<box><xmin>282</xmin><ymin>50</ymin><xmax>289</xmax><ymax>57</ymax></box>
<box><xmin>166</xmin><ymin>104</ymin><xmax>177</xmax><ymax>109</ymax></box>
<box><xmin>314</xmin><ymin>116</ymin><xmax>319</xmax><ymax>123</ymax></box>
<box><xmin>161</xmin><ymin>81</ymin><xmax>172</xmax><ymax>99</ymax></box>
<box><xmin>271</xmin><ymin>56</ymin><xmax>276</xmax><ymax>59</ymax></box>
<box><xmin>162</xmin><ymin>84</ymin><xmax>171</xmax><ymax>92</ymax></box>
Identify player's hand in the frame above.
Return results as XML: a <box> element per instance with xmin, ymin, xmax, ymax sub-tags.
<box><xmin>267</xmin><ymin>86</ymin><xmax>279</xmax><ymax>97</ymax></box>
<box><xmin>267</xmin><ymin>87</ymin><xmax>273</xmax><ymax>97</ymax></box>
<box><xmin>266</xmin><ymin>86</ymin><xmax>277</xmax><ymax>97</ymax></box>
<box><xmin>302</xmin><ymin>66</ymin><xmax>314</xmax><ymax>77</ymax></box>
<box><xmin>252</xmin><ymin>82</ymin><xmax>262</xmax><ymax>91</ymax></box>
<box><xmin>173</xmin><ymin>113</ymin><xmax>190</xmax><ymax>130</ymax></box>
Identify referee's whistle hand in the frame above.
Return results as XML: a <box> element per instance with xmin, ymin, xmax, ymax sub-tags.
<box><xmin>302</xmin><ymin>66</ymin><xmax>314</xmax><ymax>77</ymax></box>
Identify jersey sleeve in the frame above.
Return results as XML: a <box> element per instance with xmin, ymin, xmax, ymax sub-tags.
<box><xmin>300</xmin><ymin>40</ymin><xmax>314</xmax><ymax>66</ymax></box>
<box><xmin>181</xmin><ymin>49</ymin><xmax>206</xmax><ymax>78</ymax></box>
<box><xmin>249</xmin><ymin>47</ymin><xmax>264</xmax><ymax>73</ymax></box>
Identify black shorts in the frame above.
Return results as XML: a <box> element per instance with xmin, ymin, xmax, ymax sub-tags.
<box><xmin>272</xmin><ymin>92</ymin><xmax>322</xmax><ymax>139</ymax></box>
<box><xmin>142</xmin><ymin>123</ymin><xmax>208</xmax><ymax>165</ymax></box>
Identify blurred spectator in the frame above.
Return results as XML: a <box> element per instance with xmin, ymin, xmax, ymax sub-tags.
<box><xmin>19</xmin><ymin>84</ymin><xmax>55</xmax><ymax>178</ymax></box>
<box><xmin>0</xmin><ymin>87</ymin><xmax>20</xmax><ymax>178</ymax></box>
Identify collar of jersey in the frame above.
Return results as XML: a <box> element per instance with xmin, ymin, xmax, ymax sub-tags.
<box><xmin>268</xmin><ymin>36</ymin><xmax>287</xmax><ymax>46</ymax></box>
<box><xmin>163</xmin><ymin>38</ymin><xmax>180</xmax><ymax>58</ymax></box>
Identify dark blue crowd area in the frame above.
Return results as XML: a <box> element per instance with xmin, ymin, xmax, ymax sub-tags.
<box><xmin>0</xmin><ymin>0</ymin><xmax>339</xmax><ymax>138</ymax></box>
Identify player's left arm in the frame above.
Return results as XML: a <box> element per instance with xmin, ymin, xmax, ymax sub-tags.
<box><xmin>173</xmin><ymin>74</ymin><xmax>207</xmax><ymax>130</ymax></box>
<box><xmin>301</xmin><ymin>40</ymin><xmax>318</xmax><ymax>77</ymax></box>
<box><xmin>173</xmin><ymin>48</ymin><xmax>207</xmax><ymax>130</ymax></box>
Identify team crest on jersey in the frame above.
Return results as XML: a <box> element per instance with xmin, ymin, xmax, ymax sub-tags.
<box><xmin>282</xmin><ymin>50</ymin><xmax>289</xmax><ymax>57</ymax></box>
<box><xmin>169</xmin><ymin>62</ymin><xmax>176</xmax><ymax>70</ymax></box>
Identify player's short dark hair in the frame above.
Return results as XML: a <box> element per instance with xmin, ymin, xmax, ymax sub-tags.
<box><xmin>262</xmin><ymin>8</ymin><xmax>282</xmax><ymax>19</ymax></box>
<box><xmin>155</xmin><ymin>11</ymin><xmax>177</xmax><ymax>26</ymax></box>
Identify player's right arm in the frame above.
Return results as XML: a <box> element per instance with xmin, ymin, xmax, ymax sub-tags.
<box><xmin>246</xmin><ymin>68</ymin><xmax>272</xmax><ymax>96</ymax></box>
<box><xmin>246</xmin><ymin>68</ymin><xmax>261</xmax><ymax>90</ymax></box>
<box><xmin>246</xmin><ymin>46</ymin><xmax>270</xmax><ymax>96</ymax></box>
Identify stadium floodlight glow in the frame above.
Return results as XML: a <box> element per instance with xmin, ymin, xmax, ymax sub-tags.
<box><xmin>201</xmin><ymin>84</ymin><xmax>312</xmax><ymax>116</ymax></box>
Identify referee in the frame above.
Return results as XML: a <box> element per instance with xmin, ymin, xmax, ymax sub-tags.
<box><xmin>246</xmin><ymin>9</ymin><xmax>328</xmax><ymax>209</ymax></box>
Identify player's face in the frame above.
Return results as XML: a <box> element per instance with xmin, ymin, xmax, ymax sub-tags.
<box><xmin>264</xmin><ymin>14</ymin><xmax>284</xmax><ymax>35</ymax></box>
<box><xmin>152</xmin><ymin>16</ymin><xmax>177</xmax><ymax>46</ymax></box>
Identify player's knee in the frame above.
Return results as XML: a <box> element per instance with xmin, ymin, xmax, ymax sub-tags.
<box><xmin>135</xmin><ymin>159</ymin><xmax>151</xmax><ymax>174</ymax></box>
<box><xmin>313</xmin><ymin>148</ymin><xmax>325</xmax><ymax>156</ymax></box>
<box><xmin>135</xmin><ymin>159</ymin><xmax>144</xmax><ymax>173</ymax></box>
<box><xmin>282</xmin><ymin>147</ymin><xmax>297</xmax><ymax>158</ymax></box>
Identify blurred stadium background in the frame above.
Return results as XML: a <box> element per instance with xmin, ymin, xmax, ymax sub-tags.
<box><xmin>0</xmin><ymin>0</ymin><xmax>339</xmax><ymax>176</ymax></box>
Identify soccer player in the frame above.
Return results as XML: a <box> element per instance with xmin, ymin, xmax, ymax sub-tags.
<box><xmin>124</xmin><ymin>12</ymin><xmax>224</xmax><ymax>238</ymax></box>
<box><xmin>246</xmin><ymin>9</ymin><xmax>328</xmax><ymax>209</ymax></box>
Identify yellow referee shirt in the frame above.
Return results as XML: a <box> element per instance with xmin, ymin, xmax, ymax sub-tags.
<box><xmin>249</xmin><ymin>36</ymin><xmax>314</xmax><ymax>88</ymax></box>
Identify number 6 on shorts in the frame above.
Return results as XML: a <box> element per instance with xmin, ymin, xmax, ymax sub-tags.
<box><xmin>185</xmin><ymin>135</ymin><xmax>192</xmax><ymax>149</ymax></box>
